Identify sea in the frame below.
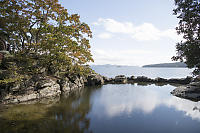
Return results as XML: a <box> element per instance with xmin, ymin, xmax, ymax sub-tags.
<box><xmin>0</xmin><ymin>65</ymin><xmax>200</xmax><ymax>133</ymax></box>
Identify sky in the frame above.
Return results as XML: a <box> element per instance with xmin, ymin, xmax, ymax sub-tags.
<box><xmin>59</xmin><ymin>0</ymin><xmax>182</xmax><ymax>66</ymax></box>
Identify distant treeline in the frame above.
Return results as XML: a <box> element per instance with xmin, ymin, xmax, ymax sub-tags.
<box><xmin>143</xmin><ymin>62</ymin><xmax>187</xmax><ymax>68</ymax></box>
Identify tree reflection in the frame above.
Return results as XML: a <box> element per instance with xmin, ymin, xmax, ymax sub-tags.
<box><xmin>0</xmin><ymin>87</ymin><xmax>95</xmax><ymax>133</ymax></box>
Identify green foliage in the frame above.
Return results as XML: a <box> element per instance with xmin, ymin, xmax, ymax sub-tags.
<box><xmin>172</xmin><ymin>0</ymin><xmax>200</xmax><ymax>75</ymax></box>
<box><xmin>0</xmin><ymin>0</ymin><xmax>94</xmax><ymax>76</ymax></box>
<box><xmin>0</xmin><ymin>66</ymin><xmax>24</xmax><ymax>85</ymax></box>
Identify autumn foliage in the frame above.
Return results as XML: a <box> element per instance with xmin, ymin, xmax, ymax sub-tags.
<box><xmin>0</xmin><ymin>0</ymin><xmax>94</xmax><ymax>75</ymax></box>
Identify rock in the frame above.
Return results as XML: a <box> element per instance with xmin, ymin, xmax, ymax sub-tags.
<box><xmin>38</xmin><ymin>82</ymin><xmax>61</xmax><ymax>99</ymax></box>
<box><xmin>36</xmin><ymin>78</ymin><xmax>56</xmax><ymax>89</ymax></box>
<box><xmin>0</xmin><ymin>76</ymin><xmax>61</xmax><ymax>104</ymax></box>
<box><xmin>190</xmin><ymin>81</ymin><xmax>200</xmax><ymax>86</ymax></box>
<box><xmin>130</xmin><ymin>76</ymin><xmax>135</xmax><ymax>80</ymax></box>
<box><xmin>135</xmin><ymin>76</ymin><xmax>153</xmax><ymax>82</ymax></box>
<box><xmin>127</xmin><ymin>76</ymin><xmax>135</xmax><ymax>81</ymax></box>
<box><xmin>86</xmin><ymin>73</ymin><xmax>104</xmax><ymax>86</ymax></box>
<box><xmin>171</xmin><ymin>81</ymin><xmax>200</xmax><ymax>101</ymax></box>
<box><xmin>154</xmin><ymin>77</ymin><xmax>167</xmax><ymax>83</ymax></box>
<box><xmin>168</xmin><ymin>76</ymin><xmax>192</xmax><ymax>84</ymax></box>
<box><xmin>17</xmin><ymin>93</ymin><xmax>39</xmax><ymax>103</ymax></box>
<box><xmin>103</xmin><ymin>76</ymin><xmax>112</xmax><ymax>83</ymax></box>
<box><xmin>114</xmin><ymin>75</ymin><xmax>127</xmax><ymax>83</ymax></box>
<box><xmin>58</xmin><ymin>75</ymin><xmax>85</xmax><ymax>93</ymax></box>
<box><xmin>192</xmin><ymin>75</ymin><xmax>200</xmax><ymax>82</ymax></box>
<box><xmin>59</xmin><ymin>77</ymin><xmax>70</xmax><ymax>92</ymax></box>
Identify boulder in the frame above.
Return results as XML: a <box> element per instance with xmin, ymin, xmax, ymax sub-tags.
<box><xmin>58</xmin><ymin>75</ymin><xmax>85</xmax><ymax>93</ymax></box>
<box><xmin>154</xmin><ymin>77</ymin><xmax>167</xmax><ymax>83</ymax></box>
<box><xmin>135</xmin><ymin>76</ymin><xmax>153</xmax><ymax>82</ymax></box>
<box><xmin>171</xmin><ymin>81</ymin><xmax>200</xmax><ymax>101</ymax></box>
<box><xmin>192</xmin><ymin>75</ymin><xmax>200</xmax><ymax>82</ymax></box>
<box><xmin>103</xmin><ymin>76</ymin><xmax>112</xmax><ymax>83</ymax></box>
<box><xmin>168</xmin><ymin>76</ymin><xmax>192</xmax><ymax>84</ymax></box>
<box><xmin>86</xmin><ymin>73</ymin><xmax>104</xmax><ymax>86</ymax></box>
<box><xmin>127</xmin><ymin>76</ymin><xmax>135</xmax><ymax>81</ymax></box>
<box><xmin>114</xmin><ymin>75</ymin><xmax>127</xmax><ymax>83</ymax></box>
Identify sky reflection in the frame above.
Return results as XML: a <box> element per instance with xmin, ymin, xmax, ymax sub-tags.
<box><xmin>90</xmin><ymin>84</ymin><xmax>200</xmax><ymax>121</ymax></box>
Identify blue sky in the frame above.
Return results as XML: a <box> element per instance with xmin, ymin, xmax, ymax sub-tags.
<box><xmin>59</xmin><ymin>0</ymin><xmax>181</xmax><ymax>66</ymax></box>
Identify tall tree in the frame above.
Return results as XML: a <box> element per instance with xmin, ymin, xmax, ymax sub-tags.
<box><xmin>0</xmin><ymin>0</ymin><xmax>93</xmax><ymax>75</ymax></box>
<box><xmin>172</xmin><ymin>0</ymin><xmax>200</xmax><ymax>75</ymax></box>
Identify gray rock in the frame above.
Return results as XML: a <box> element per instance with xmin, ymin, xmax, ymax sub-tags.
<box><xmin>59</xmin><ymin>77</ymin><xmax>70</xmax><ymax>92</ymax></box>
<box><xmin>171</xmin><ymin>82</ymin><xmax>200</xmax><ymax>101</ymax></box>
<box><xmin>86</xmin><ymin>73</ymin><xmax>104</xmax><ymax>86</ymax></box>
<box><xmin>154</xmin><ymin>77</ymin><xmax>167</xmax><ymax>82</ymax></box>
<box><xmin>168</xmin><ymin>76</ymin><xmax>192</xmax><ymax>84</ymax></box>
<box><xmin>1</xmin><ymin>77</ymin><xmax>61</xmax><ymax>104</ymax></box>
<box><xmin>38</xmin><ymin>83</ymin><xmax>61</xmax><ymax>99</ymax></box>
<box><xmin>58</xmin><ymin>75</ymin><xmax>85</xmax><ymax>93</ymax></box>
<box><xmin>36</xmin><ymin>78</ymin><xmax>56</xmax><ymax>89</ymax></box>
<box><xmin>130</xmin><ymin>76</ymin><xmax>136</xmax><ymax>80</ymax></box>
<box><xmin>115</xmin><ymin>75</ymin><xmax>127</xmax><ymax>83</ymax></box>
<box><xmin>192</xmin><ymin>75</ymin><xmax>200</xmax><ymax>82</ymax></box>
<box><xmin>190</xmin><ymin>81</ymin><xmax>200</xmax><ymax>86</ymax></box>
<box><xmin>135</xmin><ymin>76</ymin><xmax>153</xmax><ymax>82</ymax></box>
<box><xmin>103</xmin><ymin>76</ymin><xmax>112</xmax><ymax>83</ymax></box>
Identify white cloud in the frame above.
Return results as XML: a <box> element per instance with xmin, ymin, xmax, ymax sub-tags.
<box><xmin>97</xmin><ymin>32</ymin><xmax>113</xmax><ymax>39</ymax></box>
<box><xmin>93</xmin><ymin>18</ymin><xmax>182</xmax><ymax>41</ymax></box>
<box><xmin>96</xmin><ymin>18</ymin><xmax>134</xmax><ymax>34</ymax></box>
<box><xmin>91</xmin><ymin>84</ymin><xmax>200</xmax><ymax>121</ymax></box>
<box><xmin>91</xmin><ymin>49</ymin><xmax>154</xmax><ymax>66</ymax></box>
<box><xmin>131</xmin><ymin>23</ymin><xmax>161</xmax><ymax>41</ymax></box>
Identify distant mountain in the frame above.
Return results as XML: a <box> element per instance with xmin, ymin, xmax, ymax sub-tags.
<box><xmin>142</xmin><ymin>62</ymin><xmax>187</xmax><ymax>68</ymax></box>
<box><xmin>90</xmin><ymin>64</ymin><xmax>138</xmax><ymax>68</ymax></box>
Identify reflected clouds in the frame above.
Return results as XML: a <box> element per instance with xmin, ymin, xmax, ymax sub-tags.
<box><xmin>90</xmin><ymin>84</ymin><xmax>200</xmax><ymax>121</ymax></box>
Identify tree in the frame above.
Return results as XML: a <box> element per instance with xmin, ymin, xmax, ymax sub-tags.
<box><xmin>0</xmin><ymin>0</ymin><xmax>93</xmax><ymax>75</ymax></box>
<box><xmin>172</xmin><ymin>0</ymin><xmax>200</xmax><ymax>75</ymax></box>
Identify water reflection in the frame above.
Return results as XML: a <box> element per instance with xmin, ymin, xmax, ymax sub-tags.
<box><xmin>166</xmin><ymin>96</ymin><xmax>200</xmax><ymax>121</ymax></box>
<box><xmin>90</xmin><ymin>84</ymin><xmax>200</xmax><ymax>121</ymax></box>
<box><xmin>0</xmin><ymin>88</ymin><xmax>94</xmax><ymax>133</ymax></box>
<box><xmin>0</xmin><ymin>84</ymin><xmax>200</xmax><ymax>133</ymax></box>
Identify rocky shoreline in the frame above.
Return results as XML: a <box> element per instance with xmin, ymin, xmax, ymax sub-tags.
<box><xmin>171</xmin><ymin>81</ymin><xmax>200</xmax><ymax>102</ymax></box>
<box><xmin>0</xmin><ymin>50</ymin><xmax>199</xmax><ymax>104</ymax></box>
<box><xmin>1</xmin><ymin>72</ymin><xmax>200</xmax><ymax>104</ymax></box>
<box><xmin>103</xmin><ymin>75</ymin><xmax>193</xmax><ymax>85</ymax></box>
<box><xmin>0</xmin><ymin>73</ymin><xmax>105</xmax><ymax>104</ymax></box>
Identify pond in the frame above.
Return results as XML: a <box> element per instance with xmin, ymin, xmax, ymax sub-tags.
<box><xmin>0</xmin><ymin>83</ymin><xmax>200</xmax><ymax>133</ymax></box>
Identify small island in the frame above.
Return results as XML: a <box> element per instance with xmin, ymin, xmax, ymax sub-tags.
<box><xmin>143</xmin><ymin>62</ymin><xmax>187</xmax><ymax>68</ymax></box>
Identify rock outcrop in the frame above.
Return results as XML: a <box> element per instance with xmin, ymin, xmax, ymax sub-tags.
<box><xmin>58</xmin><ymin>76</ymin><xmax>85</xmax><ymax>93</ymax></box>
<box><xmin>171</xmin><ymin>82</ymin><xmax>200</xmax><ymax>101</ymax></box>
<box><xmin>0</xmin><ymin>76</ymin><xmax>61</xmax><ymax>104</ymax></box>
<box><xmin>0</xmin><ymin>52</ymin><xmax>199</xmax><ymax>106</ymax></box>
<box><xmin>0</xmin><ymin>51</ymin><xmax>108</xmax><ymax>104</ymax></box>
<box><xmin>86</xmin><ymin>73</ymin><xmax>104</xmax><ymax>86</ymax></box>
<box><xmin>0</xmin><ymin>72</ymin><xmax>106</xmax><ymax>104</ymax></box>
<box><xmin>114</xmin><ymin>75</ymin><xmax>127</xmax><ymax>83</ymax></box>
<box><xmin>103</xmin><ymin>75</ymin><xmax>193</xmax><ymax>85</ymax></box>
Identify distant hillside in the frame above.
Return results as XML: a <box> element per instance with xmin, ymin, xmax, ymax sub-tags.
<box><xmin>143</xmin><ymin>62</ymin><xmax>187</xmax><ymax>68</ymax></box>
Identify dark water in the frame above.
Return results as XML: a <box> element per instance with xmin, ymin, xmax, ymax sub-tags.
<box><xmin>0</xmin><ymin>84</ymin><xmax>200</xmax><ymax>133</ymax></box>
<box><xmin>0</xmin><ymin>67</ymin><xmax>199</xmax><ymax>133</ymax></box>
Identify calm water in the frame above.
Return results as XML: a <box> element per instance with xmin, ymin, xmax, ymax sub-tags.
<box><xmin>0</xmin><ymin>67</ymin><xmax>199</xmax><ymax>133</ymax></box>
<box><xmin>91</xmin><ymin>65</ymin><xmax>193</xmax><ymax>78</ymax></box>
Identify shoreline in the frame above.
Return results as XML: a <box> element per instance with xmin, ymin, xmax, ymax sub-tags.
<box><xmin>1</xmin><ymin>73</ymin><xmax>200</xmax><ymax>104</ymax></box>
